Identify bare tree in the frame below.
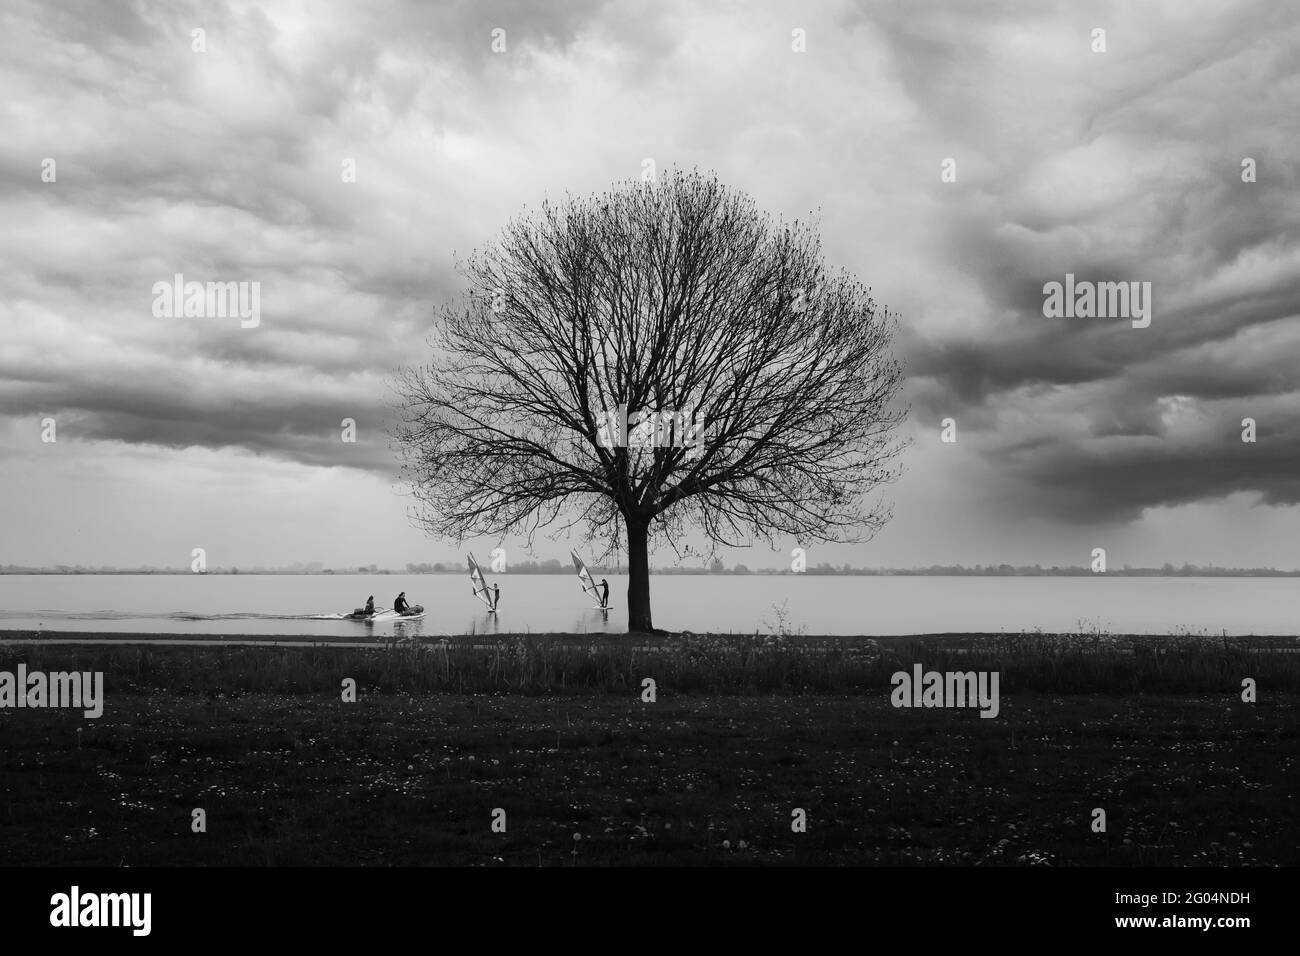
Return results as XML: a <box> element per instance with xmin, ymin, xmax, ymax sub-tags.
<box><xmin>394</xmin><ymin>169</ymin><xmax>907</xmax><ymax>632</ymax></box>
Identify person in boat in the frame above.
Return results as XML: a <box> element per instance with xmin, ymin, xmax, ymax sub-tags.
<box><xmin>394</xmin><ymin>591</ymin><xmax>409</xmax><ymax>614</ymax></box>
<box><xmin>598</xmin><ymin>578</ymin><xmax>609</xmax><ymax>609</ymax></box>
<box><xmin>364</xmin><ymin>595</ymin><xmax>375</xmax><ymax>616</ymax></box>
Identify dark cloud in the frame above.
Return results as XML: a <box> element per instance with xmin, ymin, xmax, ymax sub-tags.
<box><xmin>1005</xmin><ymin>417</ymin><xmax>1300</xmax><ymax>524</ymax></box>
<box><xmin>0</xmin><ymin>377</ymin><xmax>398</xmax><ymax>475</ymax></box>
<box><xmin>1</xmin><ymin>0</ymin><xmax>1298</xmax><ymax>568</ymax></box>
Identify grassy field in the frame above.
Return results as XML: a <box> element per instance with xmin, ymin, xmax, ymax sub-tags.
<box><xmin>1</xmin><ymin>632</ymin><xmax>1297</xmax><ymax>866</ymax></box>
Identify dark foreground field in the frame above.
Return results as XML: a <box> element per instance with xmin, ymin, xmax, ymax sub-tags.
<box><xmin>1</xmin><ymin>633</ymin><xmax>1297</xmax><ymax>865</ymax></box>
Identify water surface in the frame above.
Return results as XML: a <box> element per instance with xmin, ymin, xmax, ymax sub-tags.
<box><xmin>0</xmin><ymin>574</ymin><xmax>1295</xmax><ymax>638</ymax></box>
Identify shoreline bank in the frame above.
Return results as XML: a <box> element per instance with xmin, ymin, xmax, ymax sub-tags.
<box><xmin>3</xmin><ymin>629</ymin><xmax>1299</xmax><ymax>646</ymax></box>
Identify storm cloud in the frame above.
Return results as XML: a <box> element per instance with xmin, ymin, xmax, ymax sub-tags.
<box><xmin>1</xmin><ymin>0</ymin><xmax>1297</xmax><ymax>567</ymax></box>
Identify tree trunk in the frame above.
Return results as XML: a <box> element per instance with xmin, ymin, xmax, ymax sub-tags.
<box><xmin>626</xmin><ymin>516</ymin><xmax>654</xmax><ymax>632</ymax></box>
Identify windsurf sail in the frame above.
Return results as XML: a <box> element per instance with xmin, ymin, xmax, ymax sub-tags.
<box><xmin>570</xmin><ymin>550</ymin><xmax>605</xmax><ymax>606</ymax></box>
<box><xmin>468</xmin><ymin>554</ymin><xmax>493</xmax><ymax>608</ymax></box>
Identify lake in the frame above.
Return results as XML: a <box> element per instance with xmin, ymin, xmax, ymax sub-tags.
<box><xmin>0</xmin><ymin>574</ymin><xmax>1296</xmax><ymax>638</ymax></box>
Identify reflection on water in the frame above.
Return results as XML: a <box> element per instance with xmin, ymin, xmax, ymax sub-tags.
<box><xmin>390</xmin><ymin>617</ymin><xmax>425</xmax><ymax>638</ymax></box>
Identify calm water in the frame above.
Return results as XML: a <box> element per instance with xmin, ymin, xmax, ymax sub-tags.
<box><xmin>0</xmin><ymin>574</ymin><xmax>1296</xmax><ymax>638</ymax></box>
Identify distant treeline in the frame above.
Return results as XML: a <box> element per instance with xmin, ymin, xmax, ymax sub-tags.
<box><xmin>3</xmin><ymin>562</ymin><xmax>1299</xmax><ymax>577</ymax></box>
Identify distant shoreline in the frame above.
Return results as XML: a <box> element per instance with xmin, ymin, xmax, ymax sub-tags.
<box><xmin>4</xmin><ymin>569</ymin><xmax>1300</xmax><ymax>577</ymax></box>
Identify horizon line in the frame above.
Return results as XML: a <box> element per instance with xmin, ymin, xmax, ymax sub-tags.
<box><xmin>4</xmin><ymin>564</ymin><xmax>1300</xmax><ymax>577</ymax></box>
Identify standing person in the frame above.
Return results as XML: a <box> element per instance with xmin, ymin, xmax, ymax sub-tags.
<box><xmin>394</xmin><ymin>591</ymin><xmax>409</xmax><ymax>614</ymax></box>
<box><xmin>598</xmin><ymin>578</ymin><xmax>609</xmax><ymax>609</ymax></box>
<box><xmin>490</xmin><ymin>584</ymin><xmax>500</xmax><ymax>611</ymax></box>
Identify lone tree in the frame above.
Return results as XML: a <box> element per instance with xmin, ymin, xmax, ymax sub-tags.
<box><xmin>395</xmin><ymin>169</ymin><xmax>907</xmax><ymax>632</ymax></box>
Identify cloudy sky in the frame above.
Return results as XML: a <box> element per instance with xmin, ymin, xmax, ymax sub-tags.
<box><xmin>2</xmin><ymin>0</ymin><xmax>1298</xmax><ymax>571</ymax></box>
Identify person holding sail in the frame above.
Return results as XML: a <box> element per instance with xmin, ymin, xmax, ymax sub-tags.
<box><xmin>472</xmin><ymin>582</ymin><xmax>499</xmax><ymax>608</ymax></box>
<box><xmin>468</xmin><ymin>554</ymin><xmax>498</xmax><ymax>611</ymax></box>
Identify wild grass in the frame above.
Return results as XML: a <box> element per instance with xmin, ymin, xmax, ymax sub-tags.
<box><xmin>3</xmin><ymin>626</ymin><xmax>1297</xmax><ymax>697</ymax></box>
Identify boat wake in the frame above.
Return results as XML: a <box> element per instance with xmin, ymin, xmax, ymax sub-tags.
<box><xmin>0</xmin><ymin>610</ymin><xmax>394</xmax><ymax>622</ymax></box>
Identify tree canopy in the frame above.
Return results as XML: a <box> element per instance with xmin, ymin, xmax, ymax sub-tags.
<box><xmin>394</xmin><ymin>169</ymin><xmax>907</xmax><ymax>630</ymax></box>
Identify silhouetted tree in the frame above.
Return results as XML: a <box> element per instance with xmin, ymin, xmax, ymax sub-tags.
<box><xmin>395</xmin><ymin>170</ymin><xmax>907</xmax><ymax>631</ymax></box>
